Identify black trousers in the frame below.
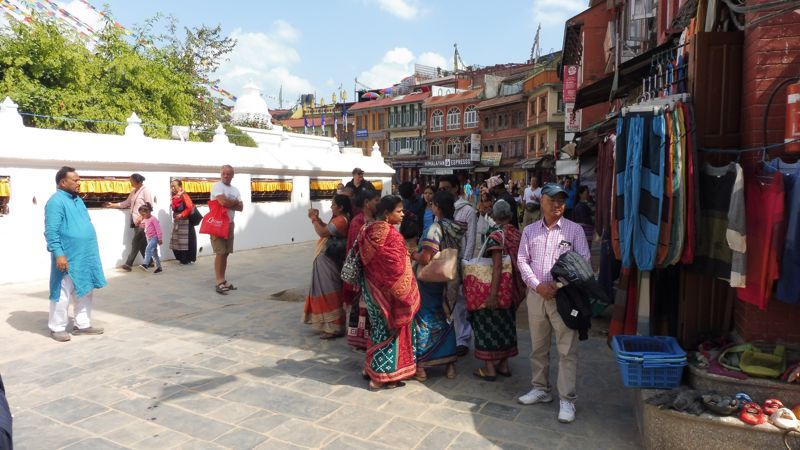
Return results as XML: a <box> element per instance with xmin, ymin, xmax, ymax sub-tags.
<box><xmin>125</xmin><ymin>226</ymin><xmax>147</xmax><ymax>266</ymax></box>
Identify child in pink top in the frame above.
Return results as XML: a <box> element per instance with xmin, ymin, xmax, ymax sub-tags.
<box><xmin>137</xmin><ymin>203</ymin><xmax>163</xmax><ymax>273</ymax></box>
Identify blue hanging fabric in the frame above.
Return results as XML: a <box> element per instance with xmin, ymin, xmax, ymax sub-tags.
<box><xmin>632</xmin><ymin>111</ymin><xmax>666</xmax><ymax>271</ymax></box>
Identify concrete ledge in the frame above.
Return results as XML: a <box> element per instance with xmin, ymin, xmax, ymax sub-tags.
<box><xmin>636</xmin><ymin>390</ymin><xmax>789</xmax><ymax>450</ymax></box>
<box><xmin>687</xmin><ymin>365</ymin><xmax>800</xmax><ymax>406</ymax></box>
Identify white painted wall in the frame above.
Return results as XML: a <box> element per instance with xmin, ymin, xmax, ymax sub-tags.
<box><xmin>0</xmin><ymin>97</ymin><xmax>392</xmax><ymax>284</ymax></box>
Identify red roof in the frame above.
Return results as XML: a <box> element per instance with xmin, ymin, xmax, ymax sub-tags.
<box><xmin>348</xmin><ymin>91</ymin><xmax>431</xmax><ymax>112</ymax></box>
<box><xmin>477</xmin><ymin>93</ymin><xmax>526</xmax><ymax>109</ymax></box>
<box><xmin>423</xmin><ymin>89</ymin><xmax>483</xmax><ymax>108</ymax></box>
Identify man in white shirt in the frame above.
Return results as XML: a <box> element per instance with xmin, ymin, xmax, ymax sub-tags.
<box><xmin>438</xmin><ymin>175</ymin><xmax>477</xmax><ymax>356</ymax></box>
<box><xmin>211</xmin><ymin>165</ymin><xmax>243</xmax><ymax>295</ymax></box>
<box><xmin>522</xmin><ymin>176</ymin><xmax>542</xmax><ymax>228</ymax></box>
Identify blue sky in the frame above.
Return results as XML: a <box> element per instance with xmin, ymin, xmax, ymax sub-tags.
<box><xmin>3</xmin><ymin>0</ymin><xmax>589</xmax><ymax>107</ymax></box>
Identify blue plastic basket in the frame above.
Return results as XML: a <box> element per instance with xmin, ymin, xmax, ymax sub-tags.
<box><xmin>612</xmin><ymin>335</ymin><xmax>686</xmax><ymax>359</ymax></box>
<box><xmin>616</xmin><ymin>358</ymin><xmax>686</xmax><ymax>389</ymax></box>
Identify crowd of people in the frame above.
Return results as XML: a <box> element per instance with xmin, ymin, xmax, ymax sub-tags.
<box><xmin>41</xmin><ymin>164</ymin><xmax>594</xmax><ymax>426</ymax></box>
<box><xmin>302</xmin><ymin>169</ymin><xmax>594</xmax><ymax>424</ymax></box>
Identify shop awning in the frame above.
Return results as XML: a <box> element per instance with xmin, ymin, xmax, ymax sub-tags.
<box><xmin>575</xmin><ymin>40</ymin><xmax>676</xmax><ymax>110</ymax></box>
<box><xmin>513</xmin><ymin>158</ymin><xmax>543</xmax><ymax>169</ymax></box>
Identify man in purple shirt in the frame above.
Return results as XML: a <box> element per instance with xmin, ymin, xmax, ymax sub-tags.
<box><xmin>516</xmin><ymin>183</ymin><xmax>590</xmax><ymax>424</ymax></box>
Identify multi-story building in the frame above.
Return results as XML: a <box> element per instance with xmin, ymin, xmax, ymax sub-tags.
<box><xmin>477</xmin><ymin>92</ymin><xmax>528</xmax><ymax>183</ymax></box>
<box><xmin>421</xmin><ymin>89</ymin><xmax>482</xmax><ymax>181</ymax></box>
<box><xmin>519</xmin><ymin>58</ymin><xmax>564</xmax><ymax>182</ymax></box>
<box><xmin>386</xmin><ymin>91</ymin><xmax>430</xmax><ymax>183</ymax></box>
<box><xmin>349</xmin><ymin>97</ymin><xmax>392</xmax><ymax>157</ymax></box>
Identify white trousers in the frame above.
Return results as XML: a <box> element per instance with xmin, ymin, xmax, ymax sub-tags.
<box><xmin>48</xmin><ymin>275</ymin><xmax>93</xmax><ymax>332</ymax></box>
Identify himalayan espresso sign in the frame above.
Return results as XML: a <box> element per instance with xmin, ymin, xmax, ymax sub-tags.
<box><xmin>423</xmin><ymin>158</ymin><xmax>473</xmax><ymax>168</ymax></box>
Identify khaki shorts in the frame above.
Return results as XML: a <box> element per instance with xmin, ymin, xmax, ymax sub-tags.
<box><xmin>210</xmin><ymin>222</ymin><xmax>235</xmax><ymax>254</ymax></box>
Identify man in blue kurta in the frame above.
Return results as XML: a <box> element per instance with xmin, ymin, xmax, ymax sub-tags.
<box><xmin>44</xmin><ymin>166</ymin><xmax>107</xmax><ymax>342</ymax></box>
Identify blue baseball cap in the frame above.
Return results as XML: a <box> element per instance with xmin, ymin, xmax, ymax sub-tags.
<box><xmin>541</xmin><ymin>183</ymin><xmax>568</xmax><ymax>198</ymax></box>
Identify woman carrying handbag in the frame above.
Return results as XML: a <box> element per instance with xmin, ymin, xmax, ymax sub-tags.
<box><xmin>410</xmin><ymin>190</ymin><xmax>465</xmax><ymax>381</ymax></box>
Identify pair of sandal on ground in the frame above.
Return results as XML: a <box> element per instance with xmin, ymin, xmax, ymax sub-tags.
<box><xmin>473</xmin><ymin>363</ymin><xmax>513</xmax><ymax>382</ymax></box>
<box><xmin>215</xmin><ymin>280</ymin><xmax>237</xmax><ymax>294</ymax></box>
<box><xmin>740</xmin><ymin>398</ymin><xmax>800</xmax><ymax>430</ymax></box>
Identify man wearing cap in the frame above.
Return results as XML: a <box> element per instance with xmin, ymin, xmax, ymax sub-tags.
<box><xmin>345</xmin><ymin>168</ymin><xmax>376</xmax><ymax>199</ymax></box>
<box><xmin>516</xmin><ymin>183</ymin><xmax>590</xmax><ymax>424</ymax></box>
<box><xmin>487</xmin><ymin>175</ymin><xmax>519</xmax><ymax>228</ymax></box>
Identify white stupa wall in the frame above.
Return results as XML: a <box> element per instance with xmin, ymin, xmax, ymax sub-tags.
<box><xmin>0</xmin><ymin>97</ymin><xmax>391</xmax><ymax>285</ymax></box>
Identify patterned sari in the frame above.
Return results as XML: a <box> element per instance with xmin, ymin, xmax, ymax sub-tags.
<box><xmin>170</xmin><ymin>191</ymin><xmax>196</xmax><ymax>264</ymax></box>
<box><xmin>469</xmin><ymin>223</ymin><xmax>522</xmax><ymax>361</ymax></box>
<box><xmin>415</xmin><ymin>219</ymin><xmax>464</xmax><ymax>367</ymax></box>
<box><xmin>345</xmin><ymin>213</ymin><xmax>371</xmax><ymax>350</ymax></box>
<box><xmin>358</xmin><ymin>221</ymin><xmax>421</xmax><ymax>382</ymax></box>
<box><xmin>303</xmin><ymin>215</ymin><xmax>349</xmax><ymax>335</ymax></box>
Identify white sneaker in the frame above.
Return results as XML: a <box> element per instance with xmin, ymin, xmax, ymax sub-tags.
<box><xmin>558</xmin><ymin>400</ymin><xmax>576</xmax><ymax>423</ymax></box>
<box><xmin>517</xmin><ymin>388</ymin><xmax>553</xmax><ymax>405</ymax></box>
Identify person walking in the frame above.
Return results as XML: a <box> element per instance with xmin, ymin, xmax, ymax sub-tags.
<box><xmin>136</xmin><ymin>203</ymin><xmax>163</xmax><ymax>274</ymax></box>
<box><xmin>437</xmin><ymin>174</ymin><xmax>477</xmax><ymax>357</ymax></box>
<box><xmin>516</xmin><ymin>183</ymin><xmax>591</xmax><ymax>423</ymax></box>
<box><xmin>304</xmin><ymin>194</ymin><xmax>351</xmax><ymax>339</ymax></box>
<box><xmin>211</xmin><ymin>165</ymin><xmax>243</xmax><ymax>294</ymax></box>
<box><xmin>470</xmin><ymin>200</ymin><xmax>524</xmax><ymax>381</ymax></box>
<box><xmin>44</xmin><ymin>166</ymin><xmax>107</xmax><ymax>342</ymax></box>
<box><xmin>345</xmin><ymin>168</ymin><xmax>376</xmax><ymax>200</ymax></box>
<box><xmin>345</xmin><ymin>189</ymin><xmax>380</xmax><ymax>350</ymax></box>
<box><xmin>358</xmin><ymin>195</ymin><xmax>421</xmax><ymax>390</ymax></box>
<box><xmin>421</xmin><ymin>185</ymin><xmax>435</xmax><ymax>237</ymax></box>
<box><xmin>487</xmin><ymin>176</ymin><xmax>519</xmax><ymax>228</ymax></box>
<box><xmin>169</xmin><ymin>179</ymin><xmax>197</xmax><ymax>265</ymax></box>
<box><xmin>104</xmin><ymin>173</ymin><xmax>153</xmax><ymax>271</ymax></box>
<box><xmin>522</xmin><ymin>176</ymin><xmax>542</xmax><ymax>227</ymax></box>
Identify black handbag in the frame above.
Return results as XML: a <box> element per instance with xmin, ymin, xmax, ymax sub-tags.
<box><xmin>188</xmin><ymin>207</ymin><xmax>203</xmax><ymax>226</ymax></box>
<box><xmin>325</xmin><ymin>236</ymin><xmax>347</xmax><ymax>260</ymax></box>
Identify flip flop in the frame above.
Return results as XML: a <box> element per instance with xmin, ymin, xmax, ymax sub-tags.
<box><xmin>385</xmin><ymin>381</ymin><xmax>406</xmax><ymax>389</ymax></box>
<box><xmin>770</xmin><ymin>408</ymin><xmax>799</xmax><ymax>430</ymax></box>
<box><xmin>222</xmin><ymin>281</ymin><xmax>238</xmax><ymax>290</ymax></box>
<box><xmin>763</xmin><ymin>399</ymin><xmax>784</xmax><ymax>416</ymax></box>
<box><xmin>367</xmin><ymin>381</ymin><xmax>384</xmax><ymax>392</ymax></box>
<box><xmin>739</xmin><ymin>402</ymin><xmax>767</xmax><ymax>425</ymax></box>
<box><xmin>473</xmin><ymin>368</ymin><xmax>496</xmax><ymax>382</ymax></box>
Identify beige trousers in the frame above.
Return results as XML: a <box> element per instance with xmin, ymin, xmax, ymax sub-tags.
<box><xmin>526</xmin><ymin>288</ymin><xmax>578</xmax><ymax>401</ymax></box>
<box><xmin>522</xmin><ymin>207</ymin><xmax>541</xmax><ymax>227</ymax></box>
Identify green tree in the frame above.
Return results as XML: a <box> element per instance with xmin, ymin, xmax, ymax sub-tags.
<box><xmin>0</xmin><ymin>13</ymin><xmax>237</xmax><ymax>140</ymax></box>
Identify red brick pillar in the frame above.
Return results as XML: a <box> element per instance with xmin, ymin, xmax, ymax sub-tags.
<box><xmin>736</xmin><ymin>4</ymin><xmax>800</xmax><ymax>342</ymax></box>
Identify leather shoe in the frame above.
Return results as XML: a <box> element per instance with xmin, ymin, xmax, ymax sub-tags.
<box><xmin>72</xmin><ymin>326</ymin><xmax>104</xmax><ymax>335</ymax></box>
<box><xmin>50</xmin><ymin>331</ymin><xmax>71</xmax><ymax>342</ymax></box>
<box><xmin>456</xmin><ymin>345</ymin><xmax>469</xmax><ymax>357</ymax></box>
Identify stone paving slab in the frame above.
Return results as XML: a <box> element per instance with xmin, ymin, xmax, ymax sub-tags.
<box><xmin>0</xmin><ymin>241</ymin><xmax>642</xmax><ymax>449</ymax></box>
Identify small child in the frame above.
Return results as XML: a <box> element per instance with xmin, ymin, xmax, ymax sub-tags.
<box><xmin>137</xmin><ymin>203</ymin><xmax>163</xmax><ymax>273</ymax></box>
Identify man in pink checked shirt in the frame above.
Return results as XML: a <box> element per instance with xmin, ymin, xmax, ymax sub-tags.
<box><xmin>516</xmin><ymin>183</ymin><xmax>590</xmax><ymax>424</ymax></box>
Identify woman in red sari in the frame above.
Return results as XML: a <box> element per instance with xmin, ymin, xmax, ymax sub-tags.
<box><xmin>303</xmin><ymin>194</ymin><xmax>351</xmax><ymax>339</ymax></box>
<box><xmin>345</xmin><ymin>189</ymin><xmax>381</xmax><ymax>350</ymax></box>
<box><xmin>358</xmin><ymin>195</ymin><xmax>421</xmax><ymax>390</ymax></box>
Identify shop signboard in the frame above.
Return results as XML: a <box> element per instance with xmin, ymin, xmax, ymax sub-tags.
<box><xmin>564</xmin><ymin>103</ymin><xmax>581</xmax><ymax>133</ymax></box>
<box><xmin>480</xmin><ymin>152</ymin><xmax>502</xmax><ymax>167</ymax></box>
<box><xmin>356</xmin><ymin>129</ymin><xmax>368</xmax><ymax>138</ymax></box>
<box><xmin>556</xmin><ymin>158</ymin><xmax>580</xmax><ymax>175</ymax></box>
<box><xmin>470</xmin><ymin>134</ymin><xmax>481</xmax><ymax>162</ymax></box>
<box><xmin>423</xmin><ymin>158</ymin><xmax>472</xmax><ymax>168</ymax></box>
<box><xmin>563</xmin><ymin>65</ymin><xmax>579</xmax><ymax>103</ymax></box>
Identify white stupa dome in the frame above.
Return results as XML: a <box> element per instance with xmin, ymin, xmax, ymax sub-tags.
<box><xmin>231</xmin><ymin>82</ymin><xmax>272</xmax><ymax>128</ymax></box>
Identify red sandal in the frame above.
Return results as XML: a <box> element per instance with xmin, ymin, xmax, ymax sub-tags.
<box><xmin>739</xmin><ymin>402</ymin><xmax>767</xmax><ymax>425</ymax></box>
<box><xmin>763</xmin><ymin>398</ymin><xmax>784</xmax><ymax>416</ymax></box>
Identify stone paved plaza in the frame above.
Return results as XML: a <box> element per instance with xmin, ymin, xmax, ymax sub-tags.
<box><xmin>0</xmin><ymin>241</ymin><xmax>642</xmax><ymax>449</ymax></box>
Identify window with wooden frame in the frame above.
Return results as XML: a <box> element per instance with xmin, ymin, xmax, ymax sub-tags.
<box><xmin>176</xmin><ymin>178</ymin><xmax>219</xmax><ymax>205</ymax></box>
<box><xmin>79</xmin><ymin>176</ymin><xmax>132</xmax><ymax>208</ymax></box>
<box><xmin>310</xmin><ymin>179</ymin><xmax>340</xmax><ymax>200</ymax></box>
<box><xmin>251</xmin><ymin>178</ymin><xmax>292</xmax><ymax>202</ymax></box>
<box><xmin>0</xmin><ymin>176</ymin><xmax>9</xmax><ymax>216</ymax></box>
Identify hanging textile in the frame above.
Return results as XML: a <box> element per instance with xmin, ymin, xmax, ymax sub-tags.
<box><xmin>679</xmin><ymin>101</ymin><xmax>699</xmax><ymax>264</ymax></box>
<box><xmin>665</xmin><ymin>106</ymin><xmax>686</xmax><ymax>265</ymax></box>
<box><xmin>656</xmin><ymin>112</ymin><xmax>675</xmax><ymax>266</ymax></box>
<box><xmin>771</xmin><ymin>159</ymin><xmax>800</xmax><ymax>304</ymax></box>
<box><xmin>737</xmin><ymin>166</ymin><xmax>785</xmax><ymax>310</ymax></box>
<box><xmin>596</xmin><ymin>134</ymin><xmax>616</xmax><ymax>237</ymax></box>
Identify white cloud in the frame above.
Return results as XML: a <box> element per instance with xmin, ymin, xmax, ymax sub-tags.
<box><xmin>531</xmin><ymin>0</ymin><xmax>587</xmax><ymax>27</ymax></box>
<box><xmin>373</xmin><ymin>0</ymin><xmax>421</xmax><ymax>20</ymax></box>
<box><xmin>62</xmin><ymin>0</ymin><xmax>106</xmax><ymax>33</ymax></box>
<box><xmin>357</xmin><ymin>47</ymin><xmax>448</xmax><ymax>88</ymax></box>
<box><xmin>215</xmin><ymin>23</ymin><xmax>313</xmax><ymax>107</ymax></box>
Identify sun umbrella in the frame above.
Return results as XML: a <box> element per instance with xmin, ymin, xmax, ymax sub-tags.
<box><xmin>361</xmin><ymin>92</ymin><xmax>378</xmax><ymax>99</ymax></box>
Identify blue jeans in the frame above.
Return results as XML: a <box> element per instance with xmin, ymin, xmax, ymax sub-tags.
<box><xmin>143</xmin><ymin>237</ymin><xmax>161</xmax><ymax>269</ymax></box>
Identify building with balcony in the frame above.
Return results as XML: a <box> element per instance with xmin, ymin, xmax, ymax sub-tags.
<box><xmin>386</xmin><ymin>91</ymin><xmax>431</xmax><ymax>182</ymax></box>
<box><xmin>477</xmin><ymin>92</ymin><xmax>528</xmax><ymax>183</ymax></box>
<box><xmin>421</xmin><ymin>89</ymin><xmax>482</xmax><ymax>179</ymax></box>
<box><xmin>349</xmin><ymin>97</ymin><xmax>393</xmax><ymax>158</ymax></box>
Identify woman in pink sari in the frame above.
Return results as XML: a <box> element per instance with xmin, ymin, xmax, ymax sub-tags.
<box><xmin>358</xmin><ymin>195</ymin><xmax>421</xmax><ymax>390</ymax></box>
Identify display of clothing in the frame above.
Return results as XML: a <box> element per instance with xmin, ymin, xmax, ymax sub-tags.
<box><xmin>691</xmin><ymin>162</ymin><xmax>746</xmax><ymax>286</ymax></box>
<box><xmin>767</xmin><ymin>159</ymin><xmax>800</xmax><ymax>304</ymax></box>
<box><xmin>737</xmin><ymin>166</ymin><xmax>785</xmax><ymax>310</ymax></box>
<box><xmin>679</xmin><ymin>102</ymin><xmax>699</xmax><ymax>265</ymax></box>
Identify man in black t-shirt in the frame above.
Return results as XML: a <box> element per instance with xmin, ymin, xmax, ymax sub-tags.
<box><xmin>345</xmin><ymin>167</ymin><xmax>376</xmax><ymax>199</ymax></box>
